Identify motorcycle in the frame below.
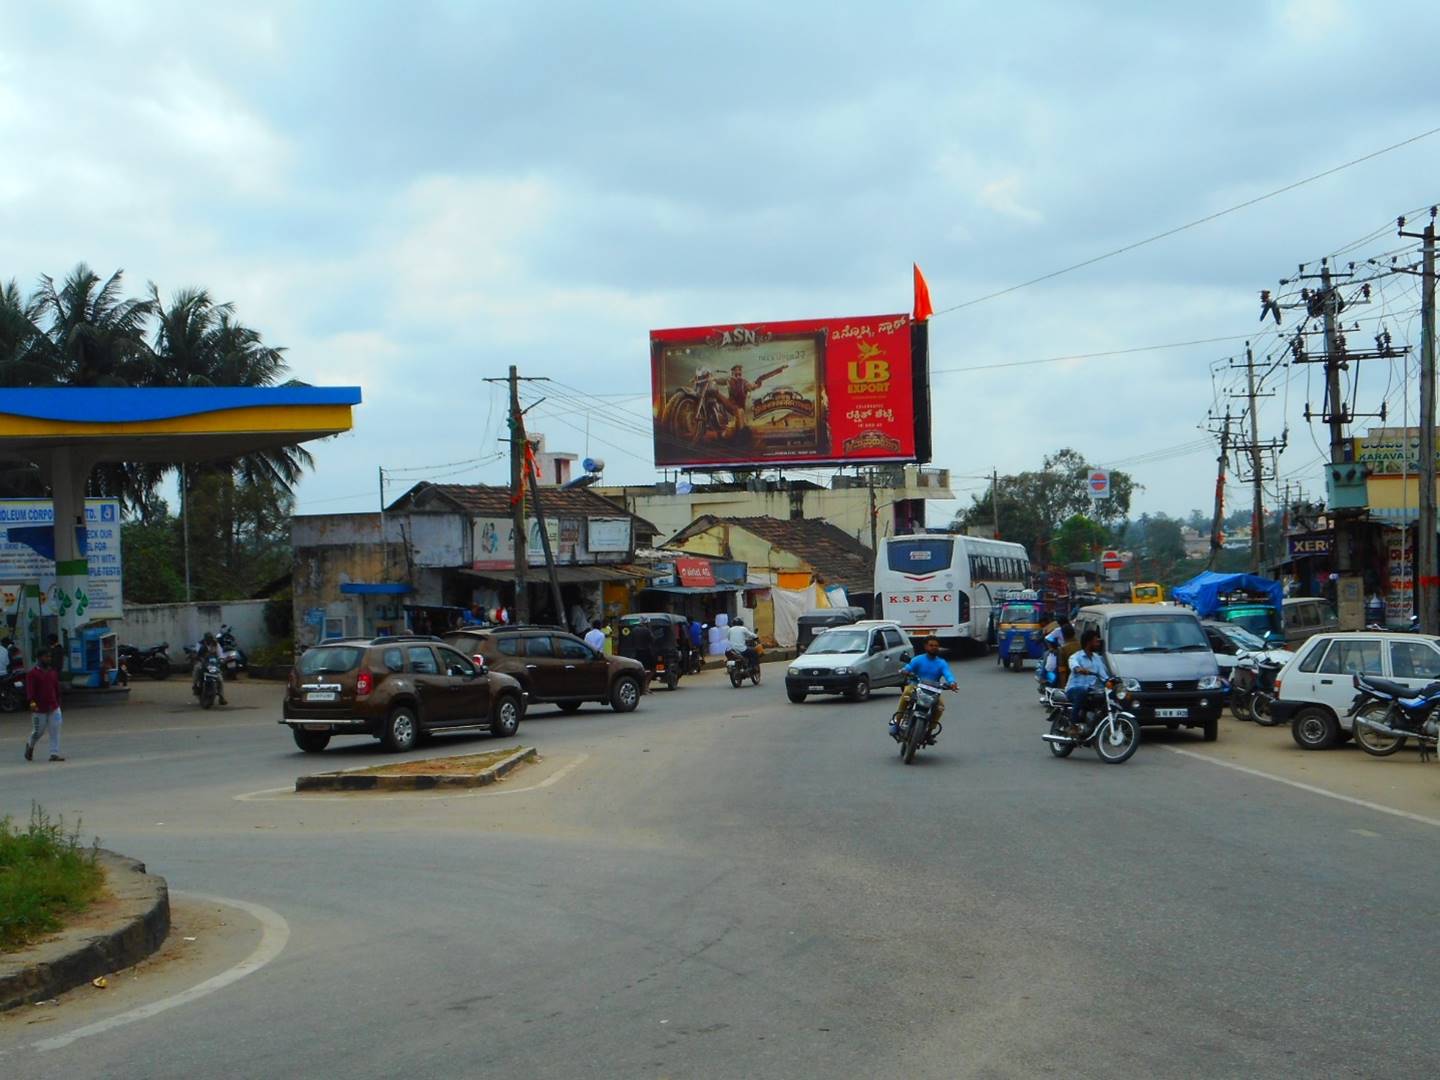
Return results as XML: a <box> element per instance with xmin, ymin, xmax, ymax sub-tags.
<box><xmin>119</xmin><ymin>642</ymin><xmax>172</xmax><ymax>681</ymax></box>
<box><xmin>1347</xmin><ymin>672</ymin><xmax>1440</xmax><ymax>759</ymax></box>
<box><xmin>1040</xmin><ymin>680</ymin><xmax>1141</xmax><ymax>764</ymax></box>
<box><xmin>1240</xmin><ymin>653</ymin><xmax>1284</xmax><ymax>726</ymax></box>
<box><xmin>193</xmin><ymin>654</ymin><xmax>224</xmax><ymax>710</ymax></box>
<box><xmin>725</xmin><ymin>648</ymin><xmax>762</xmax><ymax>687</ymax></box>
<box><xmin>0</xmin><ymin>669</ymin><xmax>25</xmax><ymax>713</ymax></box>
<box><xmin>890</xmin><ymin>681</ymin><xmax>951</xmax><ymax>764</ymax></box>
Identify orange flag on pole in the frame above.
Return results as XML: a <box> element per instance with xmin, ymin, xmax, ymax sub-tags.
<box><xmin>912</xmin><ymin>263</ymin><xmax>934</xmax><ymax>323</ymax></box>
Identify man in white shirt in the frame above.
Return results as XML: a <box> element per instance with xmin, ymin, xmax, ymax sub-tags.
<box><xmin>726</xmin><ymin>618</ymin><xmax>759</xmax><ymax>673</ymax></box>
<box><xmin>583</xmin><ymin>621</ymin><xmax>606</xmax><ymax>653</ymax></box>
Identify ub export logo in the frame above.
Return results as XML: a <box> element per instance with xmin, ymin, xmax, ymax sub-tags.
<box><xmin>847</xmin><ymin>340</ymin><xmax>891</xmax><ymax>393</ymax></box>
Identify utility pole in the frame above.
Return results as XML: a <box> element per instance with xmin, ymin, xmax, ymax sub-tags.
<box><xmin>867</xmin><ymin>468</ymin><xmax>878</xmax><ymax>551</ymax></box>
<box><xmin>1208</xmin><ymin>411</ymin><xmax>1231</xmax><ymax>568</ymax></box>
<box><xmin>991</xmin><ymin>468</ymin><xmax>1001</xmax><ymax>540</ymax></box>
<box><xmin>482</xmin><ymin>366</ymin><xmax>550</xmax><ymax>625</ymax></box>
<box><xmin>1400</xmin><ymin>210</ymin><xmax>1438</xmax><ymax>633</ymax></box>
<box><xmin>1245</xmin><ymin>345</ymin><xmax>1265</xmax><ymax>573</ymax></box>
<box><xmin>181</xmin><ymin>462</ymin><xmax>192</xmax><ymax>602</ymax></box>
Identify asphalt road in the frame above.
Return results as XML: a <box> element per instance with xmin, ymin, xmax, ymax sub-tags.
<box><xmin>2</xmin><ymin>660</ymin><xmax>1438</xmax><ymax>1078</ymax></box>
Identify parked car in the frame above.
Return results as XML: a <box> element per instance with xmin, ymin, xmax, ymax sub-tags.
<box><xmin>445</xmin><ymin>626</ymin><xmax>648</xmax><ymax>713</ymax></box>
<box><xmin>785</xmin><ymin>620</ymin><xmax>912</xmax><ymax>704</ymax></box>
<box><xmin>279</xmin><ymin>635</ymin><xmax>526</xmax><ymax>753</ymax></box>
<box><xmin>1072</xmin><ymin>604</ymin><xmax>1224</xmax><ymax>740</ymax></box>
<box><xmin>1201</xmin><ymin>621</ymin><xmax>1294</xmax><ymax>679</ymax></box>
<box><xmin>1271</xmin><ymin>630</ymin><xmax>1440</xmax><ymax>749</ymax></box>
<box><xmin>1281</xmin><ymin>597</ymin><xmax>1341</xmax><ymax>647</ymax></box>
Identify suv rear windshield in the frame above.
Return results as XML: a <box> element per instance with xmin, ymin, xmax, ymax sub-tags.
<box><xmin>298</xmin><ymin>646</ymin><xmax>364</xmax><ymax>675</ymax></box>
<box><xmin>1108</xmin><ymin>615</ymin><xmax>1209</xmax><ymax>654</ymax></box>
<box><xmin>887</xmin><ymin>538</ymin><xmax>953</xmax><ymax>573</ymax></box>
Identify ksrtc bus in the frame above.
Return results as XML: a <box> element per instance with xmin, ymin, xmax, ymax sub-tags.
<box><xmin>874</xmin><ymin>534</ymin><xmax>1031</xmax><ymax>650</ymax></box>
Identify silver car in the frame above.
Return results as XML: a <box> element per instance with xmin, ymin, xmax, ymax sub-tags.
<box><xmin>785</xmin><ymin>620</ymin><xmax>913</xmax><ymax>704</ymax></box>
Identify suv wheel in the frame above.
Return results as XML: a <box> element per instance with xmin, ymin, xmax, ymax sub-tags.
<box><xmin>1291</xmin><ymin>707</ymin><xmax>1339</xmax><ymax>751</ymax></box>
<box><xmin>611</xmin><ymin>675</ymin><xmax>641</xmax><ymax>713</ymax></box>
<box><xmin>383</xmin><ymin>705</ymin><xmax>419</xmax><ymax>752</ymax></box>
<box><xmin>292</xmin><ymin>729</ymin><xmax>330</xmax><ymax>753</ymax></box>
<box><xmin>1201</xmin><ymin>715</ymin><xmax>1218</xmax><ymax>742</ymax></box>
<box><xmin>490</xmin><ymin>693</ymin><xmax>521</xmax><ymax>738</ymax></box>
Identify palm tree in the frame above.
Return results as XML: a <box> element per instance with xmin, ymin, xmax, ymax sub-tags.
<box><xmin>32</xmin><ymin>264</ymin><xmax>154</xmax><ymax>387</ymax></box>
<box><xmin>0</xmin><ymin>279</ymin><xmax>51</xmax><ymax>387</ymax></box>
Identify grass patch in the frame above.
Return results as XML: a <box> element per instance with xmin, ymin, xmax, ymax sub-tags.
<box><xmin>0</xmin><ymin>805</ymin><xmax>104</xmax><ymax>953</ymax></box>
<box><xmin>348</xmin><ymin>746</ymin><xmax>526</xmax><ymax>777</ymax></box>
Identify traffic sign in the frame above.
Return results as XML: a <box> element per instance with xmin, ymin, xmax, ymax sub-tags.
<box><xmin>1087</xmin><ymin>469</ymin><xmax>1111</xmax><ymax>498</ymax></box>
<box><xmin>1100</xmin><ymin>549</ymin><xmax>1124</xmax><ymax>570</ymax></box>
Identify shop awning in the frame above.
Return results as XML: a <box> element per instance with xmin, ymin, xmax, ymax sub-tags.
<box><xmin>340</xmin><ymin>582</ymin><xmax>412</xmax><ymax>595</ymax></box>
<box><xmin>643</xmin><ymin>584</ymin><xmax>743</xmax><ymax>595</ymax></box>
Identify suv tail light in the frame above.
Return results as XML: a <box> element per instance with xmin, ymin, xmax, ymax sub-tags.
<box><xmin>356</xmin><ymin>670</ymin><xmax>374</xmax><ymax>697</ymax></box>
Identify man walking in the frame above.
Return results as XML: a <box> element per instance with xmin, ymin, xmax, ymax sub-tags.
<box><xmin>24</xmin><ymin>648</ymin><xmax>64</xmax><ymax>762</ymax></box>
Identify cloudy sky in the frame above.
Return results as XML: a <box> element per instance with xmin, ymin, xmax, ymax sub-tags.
<box><xmin>4</xmin><ymin>0</ymin><xmax>1439</xmax><ymax>524</ymax></box>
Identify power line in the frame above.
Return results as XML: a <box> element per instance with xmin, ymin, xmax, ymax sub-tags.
<box><xmin>931</xmin><ymin>125</ymin><xmax>1440</xmax><ymax>317</ymax></box>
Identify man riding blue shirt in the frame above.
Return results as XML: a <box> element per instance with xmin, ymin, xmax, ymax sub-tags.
<box><xmin>892</xmin><ymin>636</ymin><xmax>957</xmax><ymax>735</ymax></box>
<box><xmin>1065</xmin><ymin>630</ymin><xmax>1111</xmax><ymax>733</ymax></box>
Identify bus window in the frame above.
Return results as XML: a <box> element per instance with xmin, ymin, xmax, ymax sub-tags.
<box><xmin>886</xmin><ymin>537</ymin><xmax>954</xmax><ymax>573</ymax></box>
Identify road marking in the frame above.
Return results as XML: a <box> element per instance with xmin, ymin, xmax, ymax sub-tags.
<box><xmin>231</xmin><ymin>752</ymin><xmax>589</xmax><ymax>803</ymax></box>
<box><xmin>30</xmin><ymin>892</ymin><xmax>290</xmax><ymax>1053</ymax></box>
<box><xmin>1160</xmin><ymin>746</ymin><xmax>1440</xmax><ymax>830</ymax></box>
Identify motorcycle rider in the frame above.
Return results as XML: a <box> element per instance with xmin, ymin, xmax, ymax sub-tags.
<box><xmin>726</xmin><ymin>617</ymin><xmax>759</xmax><ymax>676</ymax></box>
<box><xmin>192</xmin><ymin>632</ymin><xmax>227</xmax><ymax>706</ymax></box>
<box><xmin>1064</xmin><ymin>629</ymin><xmax>1111</xmax><ymax>736</ymax></box>
<box><xmin>892</xmin><ymin>636</ymin><xmax>958</xmax><ymax>736</ymax></box>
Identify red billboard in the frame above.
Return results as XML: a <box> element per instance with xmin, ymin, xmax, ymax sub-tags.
<box><xmin>650</xmin><ymin>313</ymin><xmax>923</xmax><ymax>468</ymax></box>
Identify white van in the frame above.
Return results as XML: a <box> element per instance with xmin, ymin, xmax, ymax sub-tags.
<box><xmin>1271</xmin><ymin>631</ymin><xmax>1440</xmax><ymax>749</ymax></box>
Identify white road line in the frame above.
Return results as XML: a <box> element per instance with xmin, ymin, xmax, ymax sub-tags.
<box><xmin>30</xmin><ymin>892</ymin><xmax>290</xmax><ymax>1053</ymax></box>
<box><xmin>231</xmin><ymin>752</ymin><xmax>590</xmax><ymax>803</ymax></box>
<box><xmin>1160</xmin><ymin>745</ymin><xmax>1440</xmax><ymax>830</ymax></box>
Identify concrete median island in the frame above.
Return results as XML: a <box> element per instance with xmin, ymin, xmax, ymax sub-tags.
<box><xmin>295</xmin><ymin>745</ymin><xmax>537</xmax><ymax>792</ymax></box>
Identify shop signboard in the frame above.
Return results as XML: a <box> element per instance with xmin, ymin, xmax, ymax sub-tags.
<box><xmin>1384</xmin><ymin>529</ymin><xmax>1413</xmax><ymax>626</ymax></box>
<box><xmin>587</xmin><ymin>518</ymin><xmax>632</xmax><ymax>553</ymax></box>
<box><xmin>1287</xmin><ymin>532</ymin><xmax>1333</xmax><ymax>559</ymax></box>
<box><xmin>1355</xmin><ymin>428</ymin><xmax>1440</xmax><ymax>476</ymax></box>
<box><xmin>470</xmin><ymin>516</ymin><xmax>586</xmax><ymax>570</ymax></box>
<box><xmin>650</xmin><ymin>313</ymin><xmax>924</xmax><ymax>468</ymax></box>
<box><xmin>0</xmin><ymin>499</ymin><xmax>122</xmax><ymax>619</ymax></box>
<box><xmin>675</xmin><ymin>557</ymin><xmax>717</xmax><ymax>588</ymax></box>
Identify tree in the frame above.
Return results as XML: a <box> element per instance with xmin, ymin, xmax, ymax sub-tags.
<box><xmin>954</xmin><ymin>449</ymin><xmax>1135</xmax><ymax>563</ymax></box>
<box><xmin>1051</xmin><ymin>514</ymin><xmax>1110</xmax><ymax>565</ymax></box>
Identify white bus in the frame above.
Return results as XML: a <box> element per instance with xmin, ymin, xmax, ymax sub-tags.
<box><xmin>874</xmin><ymin>534</ymin><xmax>1032</xmax><ymax>651</ymax></box>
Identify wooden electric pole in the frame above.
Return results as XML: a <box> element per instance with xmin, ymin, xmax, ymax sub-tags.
<box><xmin>1208</xmin><ymin>411</ymin><xmax>1230</xmax><ymax>568</ymax></box>
<box><xmin>1400</xmin><ymin>211</ymin><xmax>1438</xmax><ymax>633</ymax></box>
<box><xmin>482</xmin><ymin>365</ymin><xmax>551</xmax><ymax>625</ymax></box>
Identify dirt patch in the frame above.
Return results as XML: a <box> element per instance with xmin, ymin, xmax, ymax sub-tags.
<box><xmin>349</xmin><ymin>746</ymin><xmax>524</xmax><ymax>777</ymax></box>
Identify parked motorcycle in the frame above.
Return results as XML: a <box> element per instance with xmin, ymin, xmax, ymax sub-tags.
<box><xmin>1347</xmin><ymin>672</ymin><xmax>1440</xmax><ymax>759</ymax></box>
<box><xmin>215</xmin><ymin>625</ymin><xmax>247</xmax><ymax>676</ymax></box>
<box><xmin>119</xmin><ymin>642</ymin><xmax>172</xmax><ymax>681</ymax></box>
<box><xmin>1041</xmin><ymin>680</ymin><xmax>1141</xmax><ymax>764</ymax></box>
<box><xmin>0</xmin><ymin>670</ymin><xmax>25</xmax><ymax>713</ymax></box>
<box><xmin>193</xmin><ymin>653</ymin><xmax>224</xmax><ymax>709</ymax></box>
<box><xmin>725</xmin><ymin>648</ymin><xmax>762</xmax><ymax>687</ymax></box>
<box><xmin>890</xmin><ymin>681</ymin><xmax>951</xmax><ymax>764</ymax></box>
<box><xmin>1241</xmin><ymin>653</ymin><xmax>1284</xmax><ymax>726</ymax></box>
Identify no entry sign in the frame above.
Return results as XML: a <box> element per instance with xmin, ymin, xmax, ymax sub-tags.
<box><xmin>1087</xmin><ymin>469</ymin><xmax>1111</xmax><ymax>498</ymax></box>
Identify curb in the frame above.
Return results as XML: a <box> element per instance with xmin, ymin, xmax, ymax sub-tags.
<box><xmin>0</xmin><ymin>849</ymin><xmax>170</xmax><ymax>1013</ymax></box>
<box><xmin>295</xmin><ymin>745</ymin><xmax>538</xmax><ymax>792</ymax></box>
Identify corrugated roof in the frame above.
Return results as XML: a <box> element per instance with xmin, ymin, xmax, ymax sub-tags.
<box><xmin>388</xmin><ymin>482</ymin><xmax>658</xmax><ymax>539</ymax></box>
<box><xmin>670</xmin><ymin>514</ymin><xmax>875</xmax><ymax>591</ymax></box>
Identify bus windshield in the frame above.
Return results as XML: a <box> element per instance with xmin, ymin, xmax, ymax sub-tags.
<box><xmin>886</xmin><ymin>538</ymin><xmax>954</xmax><ymax>573</ymax></box>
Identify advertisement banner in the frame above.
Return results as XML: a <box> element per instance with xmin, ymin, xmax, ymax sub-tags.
<box><xmin>587</xmin><ymin>518</ymin><xmax>632</xmax><ymax>553</ymax></box>
<box><xmin>1384</xmin><ymin>529</ymin><xmax>1413</xmax><ymax>626</ymax></box>
<box><xmin>650</xmin><ymin>313</ymin><xmax>917</xmax><ymax>467</ymax></box>
<box><xmin>470</xmin><ymin>516</ymin><xmax>570</xmax><ymax>570</ymax></box>
<box><xmin>1355</xmin><ymin>428</ymin><xmax>1440</xmax><ymax>476</ymax></box>
<box><xmin>0</xmin><ymin>499</ymin><xmax>123</xmax><ymax>619</ymax></box>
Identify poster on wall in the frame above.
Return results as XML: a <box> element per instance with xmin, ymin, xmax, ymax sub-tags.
<box><xmin>650</xmin><ymin>313</ymin><xmax>919</xmax><ymax>467</ymax></box>
<box><xmin>0</xmin><ymin>499</ymin><xmax>123</xmax><ymax>619</ymax></box>
<box><xmin>1384</xmin><ymin>529</ymin><xmax>1413</xmax><ymax>627</ymax></box>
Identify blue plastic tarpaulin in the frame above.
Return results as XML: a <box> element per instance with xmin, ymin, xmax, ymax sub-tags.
<box><xmin>1171</xmin><ymin>571</ymin><xmax>1283</xmax><ymax>617</ymax></box>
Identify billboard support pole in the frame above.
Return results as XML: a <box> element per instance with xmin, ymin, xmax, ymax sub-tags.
<box><xmin>867</xmin><ymin>468</ymin><xmax>877</xmax><ymax>552</ymax></box>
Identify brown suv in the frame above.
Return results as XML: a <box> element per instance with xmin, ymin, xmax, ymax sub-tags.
<box><xmin>280</xmin><ymin>635</ymin><xmax>526</xmax><ymax>753</ymax></box>
<box><xmin>444</xmin><ymin>626</ymin><xmax>648</xmax><ymax>713</ymax></box>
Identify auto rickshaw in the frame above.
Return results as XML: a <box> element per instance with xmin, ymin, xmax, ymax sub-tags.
<box><xmin>1131</xmin><ymin>582</ymin><xmax>1165</xmax><ymax>604</ymax></box>
<box><xmin>995</xmin><ymin>596</ymin><xmax>1046</xmax><ymax>671</ymax></box>
<box><xmin>616</xmin><ymin>613</ymin><xmax>691</xmax><ymax>690</ymax></box>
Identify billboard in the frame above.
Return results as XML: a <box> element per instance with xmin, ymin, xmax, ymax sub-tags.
<box><xmin>650</xmin><ymin>313</ymin><xmax>929</xmax><ymax>468</ymax></box>
<box><xmin>0</xmin><ymin>499</ymin><xmax>123</xmax><ymax>619</ymax></box>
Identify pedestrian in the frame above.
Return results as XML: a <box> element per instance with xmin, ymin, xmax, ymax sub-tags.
<box><xmin>584</xmin><ymin>620</ymin><xmax>606</xmax><ymax>653</ymax></box>
<box><xmin>24</xmin><ymin>648</ymin><xmax>64</xmax><ymax>762</ymax></box>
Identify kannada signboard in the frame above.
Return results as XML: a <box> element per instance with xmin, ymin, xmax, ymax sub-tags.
<box><xmin>0</xmin><ymin>499</ymin><xmax>123</xmax><ymax>619</ymax></box>
<box><xmin>1354</xmin><ymin>427</ymin><xmax>1440</xmax><ymax>476</ymax></box>
<box><xmin>650</xmin><ymin>314</ymin><xmax>921</xmax><ymax>467</ymax></box>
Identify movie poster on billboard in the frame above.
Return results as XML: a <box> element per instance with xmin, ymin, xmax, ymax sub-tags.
<box><xmin>650</xmin><ymin>314</ymin><xmax>916</xmax><ymax>468</ymax></box>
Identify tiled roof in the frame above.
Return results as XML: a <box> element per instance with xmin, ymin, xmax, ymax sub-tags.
<box><xmin>674</xmin><ymin>514</ymin><xmax>875</xmax><ymax>591</ymax></box>
<box><xmin>388</xmin><ymin>482</ymin><xmax>658</xmax><ymax>539</ymax></box>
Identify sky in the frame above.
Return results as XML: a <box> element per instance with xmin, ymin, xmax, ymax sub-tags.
<box><xmin>3</xmin><ymin>0</ymin><xmax>1439</xmax><ymax>526</ymax></box>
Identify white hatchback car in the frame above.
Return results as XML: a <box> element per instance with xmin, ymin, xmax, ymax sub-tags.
<box><xmin>1271</xmin><ymin>631</ymin><xmax>1440</xmax><ymax>749</ymax></box>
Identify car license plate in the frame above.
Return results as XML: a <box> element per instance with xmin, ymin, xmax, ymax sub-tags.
<box><xmin>1156</xmin><ymin>707</ymin><xmax>1188</xmax><ymax>718</ymax></box>
<box><xmin>302</xmin><ymin>723</ymin><xmax>329</xmax><ymax>732</ymax></box>
<box><xmin>305</xmin><ymin>691</ymin><xmax>337</xmax><ymax>702</ymax></box>
<box><xmin>809</xmin><ymin>684</ymin><xmax>825</xmax><ymax>692</ymax></box>
<box><xmin>1009</xmin><ymin>642</ymin><xmax>1025</xmax><ymax>652</ymax></box>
